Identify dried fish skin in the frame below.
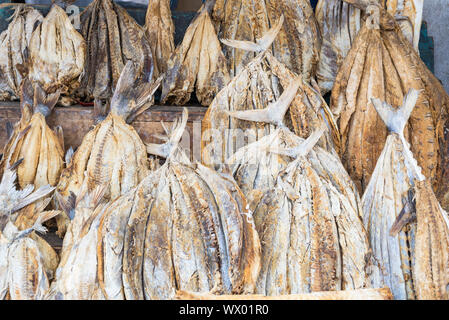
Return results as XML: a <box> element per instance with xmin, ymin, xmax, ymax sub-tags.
<box><xmin>315</xmin><ymin>0</ymin><xmax>364</xmax><ymax>94</ymax></box>
<box><xmin>77</xmin><ymin>0</ymin><xmax>154</xmax><ymax>102</ymax></box>
<box><xmin>251</xmin><ymin>129</ymin><xmax>378</xmax><ymax>295</ymax></box>
<box><xmin>212</xmin><ymin>0</ymin><xmax>321</xmax><ymax>82</ymax></box>
<box><xmin>144</xmin><ymin>0</ymin><xmax>175</xmax><ymax>77</ymax></box>
<box><xmin>0</xmin><ymin>6</ymin><xmax>42</xmax><ymax>101</ymax></box>
<box><xmin>386</xmin><ymin>0</ymin><xmax>423</xmax><ymax>50</ymax></box>
<box><xmin>331</xmin><ymin>9</ymin><xmax>449</xmax><ymax>197</ymax></box>
<box><xmin>413</xmin><ymin>180</ymin><xmax>449</xmax><ymax>300</ymax></box>
<box><xmin>28</xmin><ymin>5</ymin><xmax>85</xmax><ymax>96</ymax></box>
<box><xmin>161</xmin><ymin>5</ymin><xmax>230</xmax><ymax>106</ymax></box>
<box><xmin>202</xmin><ymin>51</ymin><xmax>336</xmax><ymax>170</ymax></box>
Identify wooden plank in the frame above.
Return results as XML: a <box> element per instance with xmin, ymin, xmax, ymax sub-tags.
<box><xmin>175</xmin><ymin>288</ymin><xmax>394</xmax><ymax>300</ymax></box>
<box><xmin>0</xmin><ymin>103</ymin><xmax>207</xmax><ymax>161</ymax></box>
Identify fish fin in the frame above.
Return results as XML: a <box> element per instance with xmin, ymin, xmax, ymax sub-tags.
<box><xmin>221</xmin><ymin>15</ymin><xmax>284</xmax><ymax>53</ymax></box>
<box><xmin>90</xmin><ymin>185</ymin><xmax>107</xmax><ymax>209</ymax></box>
<box><xmin>126</xmin><ymin>75</ymin><xmax>163</xmax><ymax>124</ymax></box>
<box><xmin>169</xmin><ymin>108</ymin><xmax>188</xmax><ymax>147</ymax></box>
<box><xmin>389</xmin><ymin>189</ymin><xmax>417</xmax><ymax>236</ymax></box>
<box><xmin>38</xmin><ymin>210</ymin><xmax>61</xmax><ymax>224</ymax></box>
<box><xmin>56</xmin><ymin>191</ymin><xmax>76</xmax><ymax>220</ymax></box>
<box><xmin>8</xmin><ymin>158</ymin><xmax>24</xmax><ymax>171</ymax></box>
<box><xmin>110</xmin><ymin>61</ymin><xmax>138</xmax><ymax>114</ymax></box>
<box><xmin>11</xmin><ymin>185</ymin><xmax>55</xmax><ymax>213</ymax></box>
<box><xmin>270</xmin><ymin>123</ymin><xmax>327</xmax><ymax>158</ymax></box>
<box><xmin>93</xmin><ymin>98</ymin><xmax>109</xmax><ymax>122</ymax></box>
<box><xmin>33</xmin><ymin>83</ymin><xmax>60</xmax><ymax>116</ymax></box>
<box><xmin>20</xmin><ymin>78</ymin><xmax>34</xmax><ymax>112</ymax></box>
<box><xmin>227</xmin><ymin>78</ymin><xmax>301</xmax><ymax>126</ymax></box>
<box><xmin>371</xmin><ymin>88</ymin><xmax>420</xmax><ymax>135</ymax></box>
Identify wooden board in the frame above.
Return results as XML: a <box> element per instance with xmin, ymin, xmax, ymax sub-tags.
<box><xmin>0</xmin><ymin>103</ymin><xmax>207</xmax><ymax>162</ymax></box>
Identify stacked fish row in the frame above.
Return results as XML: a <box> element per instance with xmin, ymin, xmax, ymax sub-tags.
<box><xmin>0</xmin><ymin>0</ymin><xmax>447</xmax><ymax>300</ymax></box>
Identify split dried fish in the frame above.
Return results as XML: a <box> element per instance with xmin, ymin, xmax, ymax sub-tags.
<box><xmin>202</xmin><ymin>25</ymin><xmax>337</xmax><ymax>170</ymax></box>
<box><xmin>49</xmin><ymin>109</ymin><xmax>261</xmax><ymax>300</ymax></box>
<box><xmin>144</xmin><ymin>0</ymin><xmax>175</xmax><ymax>77</ymax></box>
<box><xmin>212</xmin><ymin>0</ymin><xmax>321</xmax><ymax>82</ymax></box>
<box><xmin>0</xmin><ymin>6</ymin><xmax>42</xmax><ymax>101</ymax></box>
<box><xmin>247</xmin><ymin>126</ymin><xmax>380</xmax><ymax>295</ymax></box>
<box><xmin>362</xmin><ymin>90</ymin><xmax>449</xmax><ymax>300</ymax></box>
<box><xmin>161</xmin><ymin>2</ymin><xmax>230</xmax><ymax>106</ymax></box>
<box><xmin>0</xmin><ymin>80</ymin><xmax>64</xmax><ymax>191</ymax></box>
<box><xmin>0</xmin><ymin>164</ymin><xmax>60</xmax><ymax>300</ymax></box>
<box><xmin>27</xmin><ymin>4</ymin><xmax>85</xmax><ymax>100</ymax></box>
<box><xmin>386</xmin><ymin>0</ymin><xmax>423</xmax><ymax>50</ymax></box>
<box><xmin>77</xmin><ymin>0</ymin><xmax>154</xmax><ymax>103</ymax></box>
<box><xmin>56</xmin><ymin>62</ymin><xmax>161</xmax><ymax>236</ymax></box>
<box><xmin>330</xmin><ymin>6</ymin><xmax>449</xmax><ymax>201</ymax></box>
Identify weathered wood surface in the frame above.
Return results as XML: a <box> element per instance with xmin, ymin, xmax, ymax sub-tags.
<box><xmin>0</xmin><ymin>103</ymin><xmax>207</xmax><ymax>161</ymax></box>
<box><xmin>175</xmin><ymin>288</ymin><xmax>394</xmax><ymax>300</ymax></box>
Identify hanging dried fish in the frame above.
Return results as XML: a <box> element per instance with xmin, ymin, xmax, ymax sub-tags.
<box><xmin>362</xmin><ymin>90</ymin><xmax>449</xmax><ymax>300</ymax></box>
<box><xmin>330</xmin><ymin>4</ymin><xmax>449</xmax><ymax>202</ymax></box>
<box><xmin>202</xmin><ymin>23</ymin><xmax>337</xmax><ymax>170</ymax></box>
<box><xmin>0</xmin><ymin>5</ymin><xmax>42</xmax><ymax>101</ymax></box>
<box><xmin>212</xmin><ymin>0</ymin><xmax>321</xmax><ymax>82</ymax></box>
<box><xmin>246</xmin><ymin>126</ymin><xmax>380</xmax><ymax>295</ymax></box>
<box><xmin>386</xmin><ymin>0</ymin><xmax>423</xmax><ymax>50</ymax></box>
<box><xmin>77</xmin><ymin>0</ymin><xmax>154</xmax><ymax>103</ymax></box>
<box><xmin>144</xmin><ymin>0</ymin><xmax>175</xmax><ymax>77</ymax></box>
<box><xmin>0</xmin><ymin>164</ymin><xmax>60</xmax><ymax>300</ymax></box>
<box><xmin>56</xmin><ymin>62</ymin><xmax>162</xmax><ymax>236</ymax></box>
<box><xmin>161</xmin><ymin>1</ymin><xmax>230</xmax><ymax>106</ymax></box>
<box><xmin>0</xmin><ymin>80</ymin><xmax>64</xmax><ymax>191</ymax></box>
<box><xmin>27</xmin><ymin>4</ymin><xmax>85</xmax><ymax>101</ymax></box>
<box><xmin>315</xmin><ymin>0</ymin><xmax>366</xmax><ymax>94</ymax></box>
<box><xmin>49</xmin><ymin>109</ymin><xmax>261</xmax><ymax>300</ymax></box>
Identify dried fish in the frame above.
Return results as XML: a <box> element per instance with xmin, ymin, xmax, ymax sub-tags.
<box><xmin>202</xmin><ymin>25</ymin><xmax>337</xmax><ymax>170</ymax></box>
<box><xmin>247</xmin><ymin>126</ymin><xmax>380</xmax><ymax>295</ymax></box>
<box><xmin>0</xmin><ymin>5</ymin><xmax>42</xmax><ymax>101</ymax></box>
<box><xmin>144</xmin><ymin>0</ymin><xmax>175</xmax><ymax>77</ymax></box>
<box><xmin>0</xmin><ymin>165</ymin><xmax>59</xmax><ymax>300</ymax></box>
<box><xmin>27</xmin><ymin>4</ymin><xmax>85</xmax><ymax>100</ymax></box>
<box><xmin>0</xmin><ymin>80</ymin><xmax>64</xmax><ymax>191</ymax></box>
<box><xmin>77</xmin><ymin>0</ymin><xmax>154</xmax><ymax>103</ymax></box>
<box><xmin>330</xmin><ymin>5</ymin><xmax>449</xmax><ymax>202</ymax></box>
<box><xmin>363</xmin><ymin>90</ymin><xmax>449</xmax><ymax>300</ymax></box>
<box><xmin>212</xmin><ymin>0</ymin><xmax>321</xmax><ymax>82</ymax></box>
<box><xmin>386</xmin><ymin>0</ymin><xmax>423</xmax><ymax>50</ymax></box>
<box><xmin>161</xmin><ymin>2</ymin><xmax>230</xmax><ymax>106</ymax></box>
<box><xmin>56</xmin><ymin>62</ymin><xmax>161</xmax><ymax>236</ymax></box>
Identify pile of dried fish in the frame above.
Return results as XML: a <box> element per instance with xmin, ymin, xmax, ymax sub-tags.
<box><xmin>0</xmin><ymin>164</ymin><xmax>60</xmax><ymax>300</ymax></box>
<box><xmin>223</xmin><ymin>87</ymin><xmax>379</xmax><ymax>295</ymax></box>
<box><xmin>161</xmin><ymin>1</ymin><xmax>230</xmax><ymax>106</ymax></box>
<box><xmin>77</xmin><ymin>0</ymin><xmax>153</xmax><ymax>103</ymax></box>
<box><xmin>49</xmin><ymin>109</ymin><xmax>261</xmax><ymax>300</ymax></box>
<box><xmin>212</xmin><ymin>0</ymin><xmax>321</xmax><ymax>82</ymax></box>
<box><xmin>27</xmin><ymin>4</ymin><xmax>85</xmax><ymax>103</ymax></box>
<box><xmin>56</xmin><ymin>62</ymin><xmax>161</xmax><ymax>235</ymax></box>
<box><xmin>0</xmin><ymin>80</ymin><xmax>64</xmax><ymax>191</ymax></box>
<box><xmin>330</xmin><ymin>4</ymin><xmax>449</xmax><ymax>202</ymax></box>
<box><xmin>0</xmin><ymin>6</ymin><xmax>42</xmax><ymax>101</ymax></box>
<box><xmin>202</xmin><ymin>23</ymin><xmax>336</xmax><ymax>170</ymax></box>
<box><xmin>362</xmin><ymin>90</ymin><xmax>449</xmax><ymax>300</ymax></box>
<box><xmin>386</xmin><ymin>0</ymin><xmax>423</xmax><ymax>50</ymax></box>
<box><xmin>144</xmin><ymin>0</ymin><xmax>175</xmax><ymax>77</ymax></box>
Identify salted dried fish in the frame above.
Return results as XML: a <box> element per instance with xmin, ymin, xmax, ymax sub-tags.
<box><xmin>386</xmin><ymin>0</ymin><xmax>423</xmax><ymax>50</ymax></box>
<box><xmin>245</xmin><ymin>126</ymin><xmax>380</xmax><ymax>295</ymax></box>
<box><xmin>144</xmin><ymin>0</ymin><xmax>175</xmax><ymax>77</ymax></box>
<box><xmin>0</xmin><ymin>80</ymin><xmax>64</xmax><ymax>191</ymax></box>
<box><xmin>202</xmin><ymin>27</ymin><xmax>337</xmax><ymax>170</ymax></box>
<box><xmin>363</xmin><ymin>90</ymin><xmax>449</xmax><ymax>300</ymax></box>
<box><xmin>77</xmin><ymin>0</ymin><xmax>154</xmax><ymax>103</ymax></box>
<box><xmin>331</xmin><ymin>5</ymin><xmax>449</xmax><ymax>201</ymax></box>
<box><xmin>0</xmin><ymin>6</ymin><xmax>42</xmax><ymax>101</ymax></box>
<box><xmin>212</xmin><ymin>0</ymin><xmax>321</xmax><ymax>82</ymax></box>
<box><xmin>0</xmin><ymin>165</ymin><xmax>59</xmax><ymax>300</ymax></box>
<box><xmin>56</xmin><ymin>62</ymin><xmax>161</xmax><ymax>236</ymax></box>
<box><xmin>161</xmin><ymin>2</ymin><xmax>230</xmax><ymax>106</ymax></box>
<box><xmin>28</xmin><ymin>4</ymin><xmax>85</xmax><ymax>99</ymax></box>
